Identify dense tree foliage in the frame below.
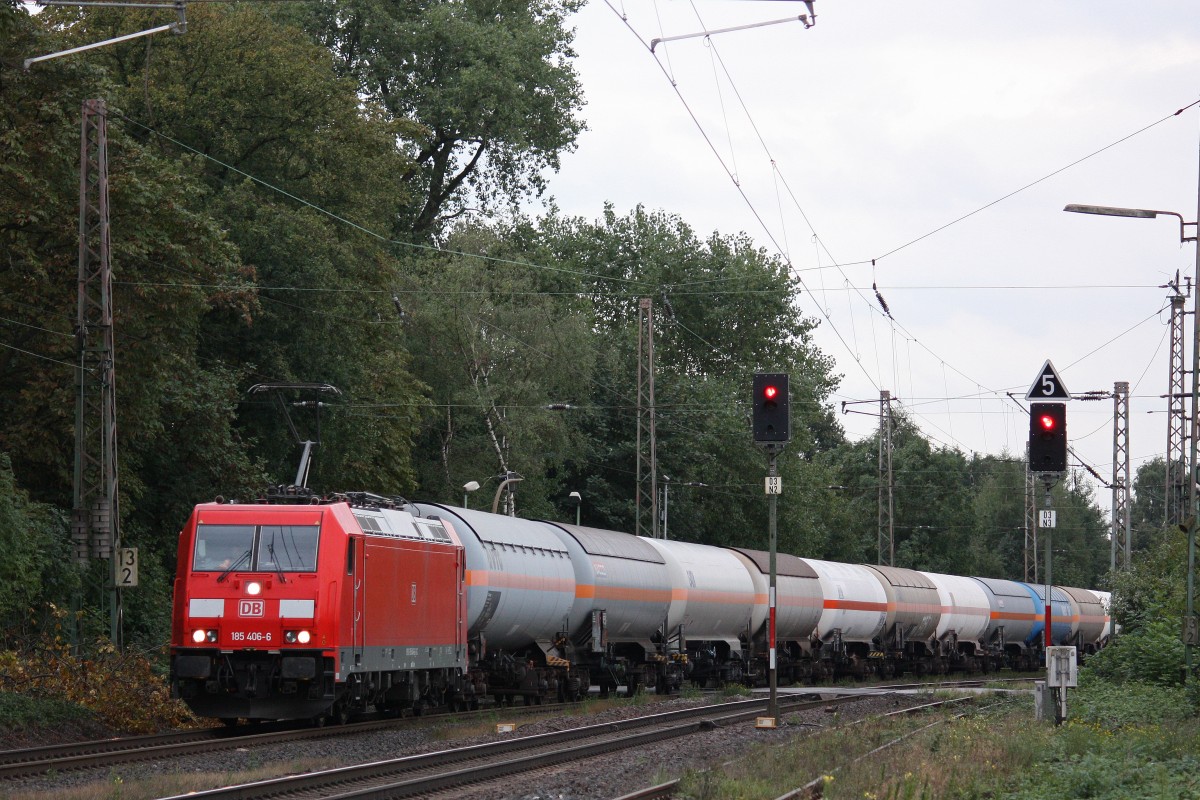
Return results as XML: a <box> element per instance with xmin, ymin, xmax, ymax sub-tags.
<box><xmin>287</xmin><ymin>0</ymin><xmax>586</xmax><ymax>238</ymax></box>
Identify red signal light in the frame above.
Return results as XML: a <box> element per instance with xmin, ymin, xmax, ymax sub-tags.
<box><xmin>1039</xmin><ymin>414</ymin><xmax>1056</xmax><ymax>432</ymax></box>
<box><xmin>753</xmin><ymin>373</ymin><xmax>790</xmax><ymax>443</ymax></box>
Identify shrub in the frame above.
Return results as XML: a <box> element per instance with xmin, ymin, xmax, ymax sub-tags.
<box><xmin>1083</xmin><ymin>616</ymin><xmax>1186</xmax><ymax>687</ymax></box>
<box><xmin>0</xmin><ymin>608</ymin><xmax>196</xmax><ymax>733</ymax></box>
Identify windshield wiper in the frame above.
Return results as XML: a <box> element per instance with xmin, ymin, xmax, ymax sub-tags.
<box><xmin>267</xmin><ymin>542</ymin><xmax>288</xmax><ymax>584</ymax></box>
<box><xmin>216</xmin><ymin>549</ymin><xmax>251</xmax><ymax>583</ymax></box>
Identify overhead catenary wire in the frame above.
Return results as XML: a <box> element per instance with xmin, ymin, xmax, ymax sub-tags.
<box><xmin>604</xmin><ymin>1</ymin><xmax>1197</xmax><ymax>477</ymax></box>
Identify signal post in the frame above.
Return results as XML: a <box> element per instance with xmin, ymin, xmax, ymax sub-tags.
<box><xmin>752</xmin><ymin>373</ymin><xmax>790</xmax><ymax>727</ymax></box>
<box><xmin>1026</xmin><ymin>360</ymin><xmax>1073</xmax><ymax>723</ymax></box>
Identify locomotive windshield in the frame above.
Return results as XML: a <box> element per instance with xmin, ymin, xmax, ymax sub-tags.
<box><xmin>194</xmin><ymin>524</ymin><xmax>320</xmax><ymax>572</ymax></box>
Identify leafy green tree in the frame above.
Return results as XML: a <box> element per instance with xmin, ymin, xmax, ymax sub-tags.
<box><xmin>523</xmin><ymin>206</ymin><xmax>844</xmax><ymax>544</ymax></box>
<box><xmin>56</xmin><ymin>4</ymin><xmax>430</xmax><ymax>496</ymax></box>
<box><xmin>402</xmin><ymin>219</ymin><xmax>597</xmax><ymax>517</ymax></box>
<box><xmin>965</xmin><ymin>455</ymin><xmax>1029</xmax><ymax>577</ymax></box>
<box><xmin>1087</xmin><ymin>527</ymin><xmax>1190</xmax><ymax>689</ymax></box>
<box><xmin>1</xmin><ymin>12</ymin><xmax>262</xmax><ymax>572</ymax></box>
<box><xmin>5</xmin><ymin>6</ymin><xmax>431</xmax><ymax>646</ymax></box>
<box><xmin>1129</xmin><ymin>456</ymin><xmax>1178</xmax><ymax>558</ymax></box>
<box><xmin>0</xmin><ymin>454</ymin><xmax>77</xmax><ymax>631</ymax></box>
<box><xmin>288</xmin><ymin>0</ymin><xmax>586</xmax><ymax>238</ymax></box>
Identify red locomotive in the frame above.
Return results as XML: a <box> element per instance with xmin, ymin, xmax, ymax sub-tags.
<box><xmin>170</xmin><ymin>493</ymin><xmax>470</xmax><ymax>724</ymax></box>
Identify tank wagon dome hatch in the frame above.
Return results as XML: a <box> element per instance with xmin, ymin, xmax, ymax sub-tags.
<box><xmin>864</xmin><ymin>564</ymin><xmax>937</xmax><ymax>590</ymax></box>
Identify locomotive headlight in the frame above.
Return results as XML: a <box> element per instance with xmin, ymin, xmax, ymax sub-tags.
<box><xmin>284</xmin><ymin>629</ymin><xmax>312</xmax><ymax>644</ymax></box>
<box><xmin>191</xmin><ymin>628</ymin><xmax>217</xmax><ymax>643</ymax></box>
<box><xmin>246</xmin><ymin>581</ymin><xmax>262</xmax><ymax>596</ymax></box>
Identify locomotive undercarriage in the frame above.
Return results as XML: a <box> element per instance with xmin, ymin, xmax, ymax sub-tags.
<box><xmin>172</xmin><ymin>650</ymin><xmax>483</xmax><ymax>723</ymax></box>
<box><xmin>171</xmin><ymin>650</ymin><xmax>336</xmax><ymax>723</ymax></box>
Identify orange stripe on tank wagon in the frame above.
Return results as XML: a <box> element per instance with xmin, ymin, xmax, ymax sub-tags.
<box><xmin>823</xmin><ymin>599</ymin><xmax>887</xmax><ymax>612</ymax></box>
<box><xmin>581</xmin><ymin>585</ymin><xmax>673</xmax><ymax>603</ymax></box>
<box><xmin>464</xmin><ymin>570</ymin><xmax>573</xmax><ymax>593</ymax></box>
<box><xmin>685</xmin><ymin>589</ymin><xmax>756</xmax><ymax>605</ymax></box>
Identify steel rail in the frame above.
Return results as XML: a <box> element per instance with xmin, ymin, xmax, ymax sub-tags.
<box><xmin>157</xmin><ymin>694</ymin><xmax>861</xmax><ymax>800</ymax></box>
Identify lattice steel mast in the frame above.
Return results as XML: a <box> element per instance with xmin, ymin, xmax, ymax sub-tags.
<box><xmin>878</xmin><ymin>390</ymin><xmax>894</xmax><ymax>565</ymax></box>
<box><xmin>1112</xmin><ymin>381</ymin><xmax>1131</xmax><ymax>570</ymax></box>
<box><xmin>1167</xmin><ymin>282</ymin><xmax>1188</xmax><ymax>526</ymax></box>
<box><xmin>72</xmin><ymin>99</ymin><xmax>122</xmax><ymax>646</ymax></box>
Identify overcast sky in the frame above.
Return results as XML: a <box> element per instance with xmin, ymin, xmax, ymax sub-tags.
<box><xmin>538</xmin><ymin>0</ymin><xmax>1200</xmax><ymax>504</ymax></box>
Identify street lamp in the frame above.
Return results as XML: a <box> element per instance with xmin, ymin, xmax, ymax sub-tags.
<box><xmin>1064</xmin><ymin>198</ymin><xmax>1200</xmax><ymax>679</ymax></box>
<box><xmin>568</xmin><ymin>491</ymin><xmax>582</xmax><ymax>525</ymax></box>
<box><xmin>462</xmin><ymin>480</ymin><xmax>480</xmax><ymax>508</ymax></box>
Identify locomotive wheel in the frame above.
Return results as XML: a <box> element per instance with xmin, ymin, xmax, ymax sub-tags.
<box><xmin>327</xmin><ymin>700</ymin><xmax>351</xmax><ymax>725</ymax></box>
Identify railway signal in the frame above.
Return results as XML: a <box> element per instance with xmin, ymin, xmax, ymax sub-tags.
<box><xmin>1029</xmin><ymin>402</ymin><xmax>1067</xmax><ymax>473</ymax></box>
<box><xmin>752</xmin><ymin>373</ymin><xmax>791</xmax><ymax>443</ymax></box>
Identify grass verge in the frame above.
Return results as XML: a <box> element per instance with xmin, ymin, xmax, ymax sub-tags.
<box><xmin>677</xmin><ymin>680</ymin><xmax>1200</xmax><ymax>799</ymax></box>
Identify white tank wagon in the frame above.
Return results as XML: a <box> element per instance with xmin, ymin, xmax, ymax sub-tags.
<box><xmin>1093</xmin><ymin>590</ymin><xmax>1115</xmax><ymax>641</ymax></box>
<box><xmin>921</xmin><ymin>571</ymin><xmax>994</xmax><ymax>670</ymax></box>
<box><xmin>542</xmin><ymin>521</ymin><xmax>681</xmax><ymax>694</ymax></box>
<box><xmin>641</xmin><ymin>537</ymin><xmax>758</xmax><ymax>687</ymax></box>
<box><xmin>727</xmin><ymin>548</ymin><xmax>824</xmax><ymax>681</ymax></box>
<box><xmin>802</xmin><ymin>559</ymin><xmax>888</xmax><ymax>677</ymax></box>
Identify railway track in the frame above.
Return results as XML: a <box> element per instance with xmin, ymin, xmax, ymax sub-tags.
<box><xmin>0</xmin><ymin>677</ymin><xmax>1032</xmax><ymax>795</ymax></box>
<box><xmin>0</xmin><ymin>702</ymin><xmax>575</xmax><ymax>781</ymax></box>
<box><xmin>154</xmin><ymin>693</ymin><xmax>863</xmax><ymax>800</ymax></box>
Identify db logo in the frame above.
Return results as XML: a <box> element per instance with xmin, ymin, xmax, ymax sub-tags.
<box><xmin>238</xmin><ymin>599</ymin><xmax>265</xmax><ymax>617</ymax></box>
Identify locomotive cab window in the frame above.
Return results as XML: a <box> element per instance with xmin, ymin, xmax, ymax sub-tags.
<box><xmin>194</xmin><ymin>524</ymin><xmax>320</xmax><ymax>573</ymax></box>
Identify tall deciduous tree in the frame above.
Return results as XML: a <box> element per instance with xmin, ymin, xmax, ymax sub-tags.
<box><xmin>2</xmin><ymin>10</ymin><xmax>261</xmax><ymax>644</ymax></box>
<box><xmin>401</xmin><ymin>219</ymin><xmax>597</xmax><ymax>518</ymax></box>
<box><xmin>526</xmin><ymin>206</ymin><xmax>845</xmax><ymax>545</ymax></box>
<box><xmin>290</xmin><ymin>0</ymin><xmax>586</xmax><ymax>238</ymax></box>
<box><xmin>81</xmin><ymin>4</ymin><xmax>429</xmax><ymax>495</ymax></box>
